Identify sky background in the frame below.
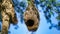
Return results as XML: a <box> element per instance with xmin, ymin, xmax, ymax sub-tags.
<box><xmin>0</xmin><ymin>0</ymin><xmax>60</xmax><ymax>34</ymax></box>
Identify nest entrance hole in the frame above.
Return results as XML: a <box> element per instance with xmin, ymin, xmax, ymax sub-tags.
<box><xmin>26</xmin><ymin>19</ymin><xmax>34</xmax><ymax>27</ymax></box>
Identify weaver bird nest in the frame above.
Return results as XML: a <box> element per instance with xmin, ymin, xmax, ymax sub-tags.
<box><xmin>23</xmin><ymin>3</ymin><xmax>40</xmax><ymax>31</ymax></box>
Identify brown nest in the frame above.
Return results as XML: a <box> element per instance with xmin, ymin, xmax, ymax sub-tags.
<box><xmin>24</xmin><ymin>8</ymin><xmax>40</xmax><ymax>32</ymax></box>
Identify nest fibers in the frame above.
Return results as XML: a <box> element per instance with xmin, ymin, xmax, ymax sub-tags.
<box><xmin>23</xmin><ymin>0</ymin><xmax>40</xmax><ymax>31</ymax></box>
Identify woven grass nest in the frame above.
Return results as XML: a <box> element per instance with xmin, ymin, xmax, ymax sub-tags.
<box><xmin>23</xmin><ymin>1</ymin><xmax>40</xmax><ymax>31</ymax></box>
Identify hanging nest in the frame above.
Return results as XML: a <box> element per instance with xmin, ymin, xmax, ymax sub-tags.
<box><xmin>1</xmin><ymin>0</ymin><xmax>18</xmax><ymax>34</ymax></box>
<box><xmin>23</xmin><ymin>0</ymin><xmax>40</xmax><ymax>32</ymax></box>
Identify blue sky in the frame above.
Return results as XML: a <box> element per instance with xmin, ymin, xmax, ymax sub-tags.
<box><xmin>9</xmin><ymin>0</ymin><xmax>60</xmax><ymax>34</ymax></box>
<box><xmin>0</xmin><ymin>0</ymin><xmax>60</xmax><ymax>34</ymax></box>
<box><xmin>9</xmin><ymin>7</ymin><xmax>60</xmax><ymax>34</ymax></box>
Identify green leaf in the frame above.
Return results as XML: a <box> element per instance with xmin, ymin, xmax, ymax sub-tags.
<box><xmin>49</xmin><ymin>11</ymin><xmax>53</xmax><ymax>15</ymax></box>
<box><xmin>19</xmin><ymin>2</ymin><xmax>25</xmax><ymax>7</ymax></box>
<box><xmin>56</xmin><ymin>2</ymin><xmax>60</xmax><ymax>7</ymax></box>
<box><xmin>40</xmin><ymin>0</ymin><xmax>45</xmax><ymax>2</ymax></box>
<box><xmin>56</xmin><ymin>14</ymin><xmax>60</xmax><ymax>20</ymax></box>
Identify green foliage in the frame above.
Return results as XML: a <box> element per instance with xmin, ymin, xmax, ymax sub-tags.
<box><xmin>40</xmin><ymin>0</ymin><xmax>45</xmax><ymax>2</ymax></box>
<box><xmin>19</xmin><ymin>2</ymin><xmax>26</xmax><ymax>7</ymax></box>
<box><xmin>39</xmin><ymin>0</ymin><xmax>60</xmax><ymax>20</ymax></box>
<box><xmin>56</xmin><ymin>14</ymin><xmax>60</xmax><ymax>20</ymax></box>
<box><xmin>49</xmin><ymin>11</ymin><xmax>54</xmax><ymax>15</ymax></box>
<box><xmin>56</xmin><ymin>2</ymin><xmax>60</xmax><ymax>7</ymax></box>
<box><xmin>48</xmin><ymin>0</ymin><xmax>56</xmax><ymax>3</ymax></box>
<box><xmin>34</xmin><ymin>0</ymin><xmax>60</xmax><ymax>29</ymax></box>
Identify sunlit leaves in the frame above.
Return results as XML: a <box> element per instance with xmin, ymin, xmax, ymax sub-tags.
<box><xmin>12</xmin><ymin>0</ymin><xmax>60</xmax><ymax>30</ymax></box>
<box><xmin>19</xmin><ymin>2</ymin><xmax>26</xmax><ymax>8</ymax></box>
<box><xmin>49</xmin><ymin>11</ymin><xmax>54</xmax><ymax>15</ymax></box>
<box><xmin>34</xmin><ymin>0</ymin><xmax>40</xmax><ymax>4</ymax></box>
<box><xmin>48</xmin><ymin>0</ymin><xmax>56</xmax><ymax>3</ymax></box>
<box><xmin>56</xmin><ymin>21</ymin><xmax>60</xmax><ymax>30</ymax></box>
<box><xmin>56</xmin><ymin>2</ymin><xmax>60</xmax><ymax>7</ymax></box>
<box><xmin>34</xmin><ymin>0</ymin><xmax>60</xmax><ymax>30</ymax></box>
<box><xmin>12</xmin><ymin>0</ymin><xmax>19</xmax><ymax>6</ymax></box>
<box><xmin>40</xmin><ymin>0</ymin><xmax>45</xmax><ymax>2</ymax></box>
<box><xmin>12</xmin><ymin>0</ymin><xmax>27</xmax><ymax>24</ymax></box>
<box><xmin>56</xmin><ymin>14</ymin><xmax>60</xmax><ymax>20</ymax></box>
